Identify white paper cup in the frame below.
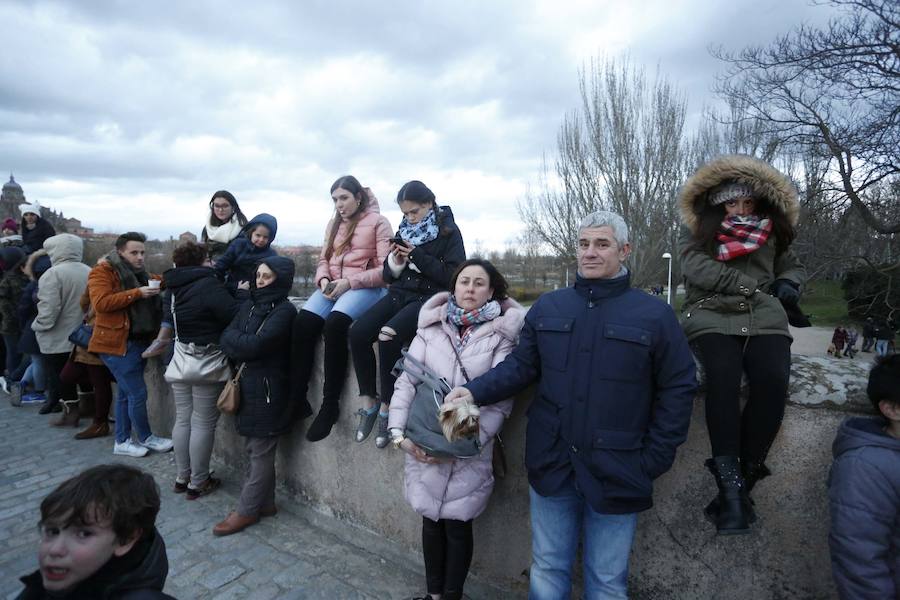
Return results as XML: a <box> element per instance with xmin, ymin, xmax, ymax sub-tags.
<box><xmin>148</xmin><ymin>280</ymin><xmax>161</xmax><ymax>289</ymax></box>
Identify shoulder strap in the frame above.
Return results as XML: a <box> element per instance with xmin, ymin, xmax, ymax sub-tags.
<box><xmin>170</xmin><ymin>294</ymin><xmax>179</xmax><ymax>341</ymax></box>
<box><xmin>447</xmin><ymin>334</ymin><xmax>471</xmax><ymax>383</ymax></box>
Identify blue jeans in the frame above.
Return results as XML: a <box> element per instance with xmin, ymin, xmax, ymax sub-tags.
<box><xmin>21</xmin><ymin>354</ymin><xmax>45</xmax><ymax>391</ymax></box>
<box><xmin>874</xmin><ymin>339</ymin><xmax>889</xmax><ymax>356</ymax></box>
<box><xmin>101</xmin><ymin>341</ymin><xmax>152</xmax><ymax>444</ymax></box>
<box><xmin>301</xmin><ymin>287</ymin><xmax>387</xmax><ymax>320</ymax></box>
<box><xmin>529</xmin><ymin>480</ymin><xmax>638</xmax><ymax>600</ymax></box>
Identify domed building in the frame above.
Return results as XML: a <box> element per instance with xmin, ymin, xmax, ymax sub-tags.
<box><xmin>1</xmin><ymin>174</ymin><xmax>26</xmax><ymax>218</ymax></box>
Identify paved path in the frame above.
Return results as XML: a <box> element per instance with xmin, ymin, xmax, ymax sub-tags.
<box><xmin>0</xmin><ymin>395</ymin><xmax>496</xmax><ymax>600</ymax></box>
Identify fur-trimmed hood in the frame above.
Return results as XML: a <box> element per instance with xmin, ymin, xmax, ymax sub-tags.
<box><xmin>678</xmin><ymin>155</ymin><xmax>799</xmax><ymax>234</ymax></box>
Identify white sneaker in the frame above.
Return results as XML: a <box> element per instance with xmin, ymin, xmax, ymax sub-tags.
<box><xmin>140</xmin><ymin>435</ymin><xmax>174</xmax><ymax>453</ymax></box>
<box><xmin>0</xmin><ymin>376</ymin><xmax>8</xmax><ymax>394</ymax></box>
<box><xmin>114</xmin><ymin>439</ymin><xmax>149</xmax><ymax>457</ymax></box>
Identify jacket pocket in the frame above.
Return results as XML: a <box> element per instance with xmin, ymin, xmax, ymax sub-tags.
<box><xmin>598</xmin><ymin>323</ymin><xmax>651</xmax><ymax>381</ymax></box>
<box><xmin>535</xmin><ymin>317</ymin><xmax>574</xmax><ymax>371</ymax></box>
<box><xmin>524</xmin><ymin>399</ymin><xmax>562</xmax><ymax>471</ymax></box>
<box><xmin>588</xmin><ymin>428</ymin><xmax>652</xmax><ymax>500</ymax></box>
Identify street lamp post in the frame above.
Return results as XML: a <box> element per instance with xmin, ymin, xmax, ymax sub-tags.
<box><xmin>662</xmin><ymin>252</ymin><xmax>673</xmax><ymax>305</ymax></box>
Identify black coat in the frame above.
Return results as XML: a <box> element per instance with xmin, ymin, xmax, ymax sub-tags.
<box><xmin>221</xmin><ymin>256</ymin><xmax>297</xmax><ymax>438</ymax></box>
<box><xmin>17</xmin><ymin>280</ymin><xmax>40</xmax><ymax>355</ymax></box>
<box><xmin>162</xmin><ymin>266</ymin><xmax>239</xmax><ymax>345</ymax></box>
<box><xmin>383</xmin><ymin>206</ymin><xmax>466</xmax><ymax>298</ymax></box>
<box><xmin>21</xmin><ymin>219</ymin><xmax>56</xmax><ymax>255</ymax></box>
<box><xmin>16</xmin><ymin>528</ymin><xmax>175</xmax><ymax>600</ymax></box>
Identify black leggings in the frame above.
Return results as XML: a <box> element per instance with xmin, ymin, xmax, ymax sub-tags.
<box><xmin>290</xmin><ymin>309</ymin><xmax>353</xmax><ymax>406</ymax></box>
<box><xmin>693</xmin><ymin>334</ymin><xmax>791</xmax><ymax>463</ymax></box>
<box><xmin>348</xmin><ymin>290</ymin><xmax>424</xmax><ymax>404</ymax></box>
<box><xmin>44</xmin><ymin>352</ymin><xmax>78</xmax><ymax>405</ymax></box>
<box><xmin>422</xmin><ymin>517</ymin><xmax>473</xmax><ymax>599</ymax></box>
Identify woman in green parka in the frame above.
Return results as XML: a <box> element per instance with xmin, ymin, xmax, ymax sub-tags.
<box><xmin>678</xmin><ymin>155</ymin><xmax>806</xmax><ymax>535</ymax></box>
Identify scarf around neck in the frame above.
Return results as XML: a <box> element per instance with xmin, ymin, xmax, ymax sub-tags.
<box><xmin>446</xmin><ymin>295</ymin><xmax>501</xmax><ymax>348</ymax></box>
<box><xmin>204</xmin><ymin>215</ymin><xmax>243</xmax><ymax>244</ymax></box>
<box><xmin>715</xmin><ymin>215</ymin><xmax>772</xmax><ymax>262</ymax></box>
<box><xmin>106</xmin><ymin>250</ymin><xmax>160</xmax><ymax>337</ymax></box>
<box><xmin>398</xmin><ymin>208</ymin><xmax>439</xmax><ymax>246</ymax></box>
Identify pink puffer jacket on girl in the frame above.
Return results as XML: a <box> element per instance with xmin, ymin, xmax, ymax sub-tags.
<box><xmin>314</xmin><ymin>191</ymin><xmax>392</xmax><ymax>290</ymax></box>
<box><xmin>389</xmin><ymin>291</ymin><xmax>526</xmax><ymax>522</ymax></box>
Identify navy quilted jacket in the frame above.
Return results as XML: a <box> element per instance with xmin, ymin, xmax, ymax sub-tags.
<box><xmin>465</xmin><ymin>272</ymin><xmax>697</xmax><ymax>514</ymax></box>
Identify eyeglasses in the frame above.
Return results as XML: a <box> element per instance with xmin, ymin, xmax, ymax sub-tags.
<box><xmin>212</xmin><ymin>203</ymin><xmax>232</xmax><ymax>210</ymax></box>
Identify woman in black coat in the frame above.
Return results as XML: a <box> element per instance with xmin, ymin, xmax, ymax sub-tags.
<box><xmin>162</xmin><ymin>242</ymin><xmax>240</xmax><ymax>499</ymax></box>
<box><xmin>343</xmin><ymin>180</ymin><xmax>466</xmax><ymax>449</ymax></box>
<box><xmin>214</xmin><ymin>255</ymin><xmax>296</xmax><ymax>536</ymax></box>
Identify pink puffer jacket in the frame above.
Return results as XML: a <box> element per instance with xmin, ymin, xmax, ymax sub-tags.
<box><xmin>389</xmin><ymin>292</ymin><xmax>526</xmax><ymax>522</ymax></box>
<box><xmin>314</xmin><ymin>192</ymin><xmax>392</xmax><ymax>290</ymax></box>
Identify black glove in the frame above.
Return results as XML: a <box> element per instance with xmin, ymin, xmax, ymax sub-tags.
<box><xmin>771</xmin><ymin>279</ymin><xmax>800</xmax><ymax>306</ymax></box>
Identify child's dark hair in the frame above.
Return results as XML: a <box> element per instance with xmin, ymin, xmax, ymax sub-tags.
<box><xmin>39</xmin><ymin>464</ymin><xmax>160</xmax><ymax>544</ymax></box>
<box><xmin>867</xmin><ymin>354</ymin><xmax>900</xmax><ymax>414</ymax></box>
<box><xmin>172</xmin><ymin>241</ymin><xmax>208</xmax><ymax>268</ymax></box>
<box><xmin>450</xmin><ymin>258</ymin><xmax>509</xmax><ymax>302</ymax></box>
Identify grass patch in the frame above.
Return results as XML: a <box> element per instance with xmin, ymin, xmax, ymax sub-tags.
<box><xmin>801</xmin><ymin>279</ymin><xmax>851</xmax><ymax>327</ymax></box>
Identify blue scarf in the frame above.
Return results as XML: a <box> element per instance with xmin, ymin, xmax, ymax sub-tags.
<box><xmin>446</xmin><ymin>295</ymin><xmax>501</xmax><ymax>349</ymax></box>
<box><xmin>398</xmin><ymin>208</ymin><xmax>439</xmax><ymax>246</ymax></box>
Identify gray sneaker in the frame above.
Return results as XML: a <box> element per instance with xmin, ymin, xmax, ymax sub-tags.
<box><xmin>355</xmin><ymin>407</ymin><xmax>378</xmax><ymax>443</ymax></box>
<box><xmin>8</xmin><ymin>381</ymin><xmax>21</xmax><ymax>407</ymax></box>
<box><xmin>374</xmin><ymin>413</ymin><xmax>390</xmax><ymax>449</ymax></box>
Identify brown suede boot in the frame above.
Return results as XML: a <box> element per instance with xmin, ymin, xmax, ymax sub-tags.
<box><xmin>212</xmin><ymin>512</ymin><xmax>259</xmax><ymax>536</ymax></box>
<box><xmin>52</xmin><ymin>400</ymin><xmax>80</xmax><ymax>427</ymax></box>
<box><xmin>75</xmin><ymin>421</ymin><xmax>110</xmax><ymax>439</ymax></box>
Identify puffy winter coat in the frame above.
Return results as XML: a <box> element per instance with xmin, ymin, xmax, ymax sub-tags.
<box><xmin>464</xmin><ymin>273</ymin><xmax>697</xmax><ymax>515</ymax></box>
<box><xmin>314</xmin><ymin>193</ymin><xmax>392</xmax><ymax>289</ymax></box>
<box><xmin>87</xmin><ymin>261</ymin><xmax>161</xmax><ymax>357</ymax></box>
<box><xmin>16</xmin><ymin>527</ymin><xmax>175</xmax><ymax>600</ymax></box>
<box><xmin>384</xmin><ymin>206</ymin><xmax>466</xmax><ymax>298</ymax></box>
<box><xmin>162</xmin><ymin>266</ymin><xmax>239</xmax><ymax>345</ymax></box>
<box><xmin>32</xmin><ymin>234</ymin><xmax>91</xmax><ymax>354</ymax></box>
<box><xmin>214</xmin><ymin>213</ymin><xmax>278</xmax><ymax>293</ymax></box>
<box><xmin>20</xmin><ymin>217</ymin><xmax>55</xmax><ymax>255</ymax></box>
<box><xmin>677</xmin><ymin>155</ymin><xmax>806</xmax><ymax>341</ymax></box>
<box><xmin>221</xmin><ymin>256</ymin><xmax>296</xmax><ymax>438</ymax></box>
<box><xmin>389</xmin><ymin>292</ymin><xmax>525</xmax><ymax>522</ymax></box>
<box><xmin>828</xmin><ymin>417</ymin><xmax>899</xmax><ymax>600</ymax></box>
<box><xmin>0</xmin><ymin>247</ymin><xmax>28</xmax><ymax>336</ymax></box>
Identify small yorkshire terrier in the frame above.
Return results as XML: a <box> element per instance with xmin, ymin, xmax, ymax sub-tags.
<box><xmin>439</xmin><ymin>399</ymin><xmax>480</xmax><ymax>442</ymax></box>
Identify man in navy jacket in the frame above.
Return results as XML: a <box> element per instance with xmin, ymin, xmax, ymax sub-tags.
<box><xmin>446</xmin><ymin>210</ymin><xmax>696</xmax><ymax>599</ymax></box>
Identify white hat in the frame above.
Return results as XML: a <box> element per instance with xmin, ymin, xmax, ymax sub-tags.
<box><xmin>18</xmin><ymin>201</ymin><xmax>41</xmax><ymax>217</ymax></box>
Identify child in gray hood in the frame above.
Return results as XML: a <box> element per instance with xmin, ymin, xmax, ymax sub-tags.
<box><xmin>828</xmin><ymin>354</ymin><xmax>900</xmax><ymax>599</ymax></box>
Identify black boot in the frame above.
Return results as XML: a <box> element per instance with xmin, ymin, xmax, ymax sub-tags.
<box><xmin>305</xmin><ymin>399</ymin><xmax>338</xmax><ymax>442</ymax></box>
<box><xmin>704</xmin><ymin>456</ymin><xmax>751</xmax><ymax>535</ymax></box>
<box><xmin>291</xmin><ymin>310</ymin><xmax>323</xmax><ymax>423</ymax></box>
<box><xmin>740</xmin><ymin>459</ymin><xmax>771</xmax><ymax>523</ymax></box>
<box><xmin>38</xmin><ymin>398</ymin><xmax>61</xmax><ymax>414</ymax></box>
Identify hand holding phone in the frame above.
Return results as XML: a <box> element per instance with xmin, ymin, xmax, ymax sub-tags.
<box><xmin>323</xmin><ymin>281</ymin><xmax>337</xmax><ymax>295</ymax></box>
<box><xmin>390</xmin><ymin>236</ymin><xmax>408</xmax><ymax>247</ymax></box>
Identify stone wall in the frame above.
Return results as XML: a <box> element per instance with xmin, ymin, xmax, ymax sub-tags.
<box><xmin>145</xmin><ymin>353</ymin><xmax>862</xmax><ymax>599</ymax></box>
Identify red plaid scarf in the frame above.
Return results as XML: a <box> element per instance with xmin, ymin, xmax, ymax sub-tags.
<box><xmin>715</xmin><ymin>215</ymin><xmax>772</xmax><ymax>262</ymax></box>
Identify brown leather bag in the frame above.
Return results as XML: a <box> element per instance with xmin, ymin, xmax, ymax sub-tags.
<box><xmin>216</xmin><ymin>363</ymin><xmax>246</xmax><ymax>414</ymax></box>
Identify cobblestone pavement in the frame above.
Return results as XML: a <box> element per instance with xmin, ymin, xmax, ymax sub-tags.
<box><xmin>0</xmin><ymin>396</ymin><xmax>501</xmax><ymax>599</ymax></box>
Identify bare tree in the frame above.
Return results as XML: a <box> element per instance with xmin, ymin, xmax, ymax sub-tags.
<box><xmin>714</xmin><ymin>0</ymin><xmax>900</xmax><ymax>236</ymax></box>
<box><xmin>518</xmin><ymin>56</ymin><xmax>689</xmax><ymax>286</ymax></box>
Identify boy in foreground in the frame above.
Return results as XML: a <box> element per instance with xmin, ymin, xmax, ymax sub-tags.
<box><xmin>17</xmin><ymin>464</ymin><xmax>175</xmax><ymax>599</ymax></box>
<box><xmin>828</xmin><ymin>354</ymin><xmax>900</xmax><ymax>599</ymax></box>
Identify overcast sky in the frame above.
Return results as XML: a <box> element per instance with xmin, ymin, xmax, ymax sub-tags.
<box><xmin>1</xmin><ymin>0</ymin><xmax>836</xmax><ymax>250</ymax></box>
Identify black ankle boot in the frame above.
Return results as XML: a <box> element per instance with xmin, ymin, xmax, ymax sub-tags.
<box><xmin>38</xmin><ymin>398</ymin><xmax>61</xmax><ymax>415</ymax></box>
<box><xmin>704</xmin><ymin>456</ymin><xmax>751</xmax><ymax>535</ymax></box>
<box><xmin>305</xmin><ymin>400</ymin><xmax>338</xmax><ymax>442</ymax></box>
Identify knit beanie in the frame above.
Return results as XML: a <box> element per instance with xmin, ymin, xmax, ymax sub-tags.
<box><xmin>709</xmin><ymin>183</ymin><xmax>755</xmax><ymax>206</ymax></box>
<box><xmin>19</xmin><ymin>201</ymin><xmax>41</xmax><ymax>217</ymax></box>
<box><xmin>2</xmin><ymin>218</ymin><xmax>17</xmax><ymax>232</ymax></box>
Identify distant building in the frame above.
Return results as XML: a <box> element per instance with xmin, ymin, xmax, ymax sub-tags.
<box><xmin>179</xmin><ymin>231</ymin><xmax>198</xmax><ymax>244</ymax></box>
<box><xmin>1</xmin><ymin>174</ymin><xmax>25</xmax><ymax>219</ymax></box>
<box><xmin>62</xmin><ymin>217</ymin><xmax>94</xmax><ymax>237</ymax></box>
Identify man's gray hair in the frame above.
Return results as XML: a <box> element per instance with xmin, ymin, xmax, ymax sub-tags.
<box><xmin>578</xmin><ymin>211</ymin><xmax>629</xmax><ymax>246</ymax></box>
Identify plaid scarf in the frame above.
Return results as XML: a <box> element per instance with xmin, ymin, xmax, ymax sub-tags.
<box><xmin>446</xmin><ymin>296</ymin><xmax>501</xmax><ymax>349</ymax></box>
<box><xmin>715</xmin><ymin>215</ymin><xmax>772</xmax><ymax>262</ymax></box>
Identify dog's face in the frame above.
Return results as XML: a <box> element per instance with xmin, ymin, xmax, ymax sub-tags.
<box><xmin>439</xmin><ymin>402</ymin><xmax>480</xmax><ymax>442</ymax></box>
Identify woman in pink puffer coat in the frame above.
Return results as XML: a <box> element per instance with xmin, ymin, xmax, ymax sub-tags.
<box><xmin>291</xmin><ymin>175</ymin><xmax>392</xmax><ymax>442</ymax></box>
<box><xmin>388</xmin><ymin>259</ymin><xmax>525</xmax><ymax>600</ymax></box>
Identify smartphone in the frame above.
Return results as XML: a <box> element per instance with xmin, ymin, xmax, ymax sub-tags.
<box><xmin>390</xmin><ymin>236</ymin><xmax>408</xmax><ymax>247</ymax></box>
<box><xmin>323</xmin><ymin>281</ymin><xmax>337</xmax><ymax>295</ymax></box>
